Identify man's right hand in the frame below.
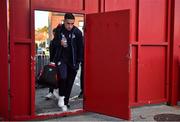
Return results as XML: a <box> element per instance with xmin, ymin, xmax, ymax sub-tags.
<box><xmin>60</xmin><ymin>40</ymin><xmax>68</xmax><ymax>47</ymax></box>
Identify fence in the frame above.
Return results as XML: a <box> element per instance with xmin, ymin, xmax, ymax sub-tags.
<box><xmin>35</xmin><ymin>55</ymin><xmax>50</xmax><ymax>77</ymax></box>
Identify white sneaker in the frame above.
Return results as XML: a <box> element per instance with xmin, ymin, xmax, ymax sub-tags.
<box><xmin>53</xmin><ymin>89</ymin><xmax>59</xmax><ymax>99</ymax></box>
<box><xmin>61</xmin><ymin>105</ymin><xmax>68</xmax><ymax>112</ymax></box>
<box><xmin>58</xmin><ymin>96</ymin><xmax>65</xmax><ymax>107</ymax></box>
<box><xmin>45</xmin><ymin>92</ymin><xmax>53</xmax><ymax>99</ymax></box>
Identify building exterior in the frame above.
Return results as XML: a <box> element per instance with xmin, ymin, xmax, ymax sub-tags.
<box><xmin>0</xmin><ymin>0</ymin><xmax>180</xmax><ymax>121</ymax></box>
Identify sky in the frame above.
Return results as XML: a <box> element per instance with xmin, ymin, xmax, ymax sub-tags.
<box><xmin>35</xmin><ymin>10</ymin><xmax>49</xmax><ymax>29</ymax></box>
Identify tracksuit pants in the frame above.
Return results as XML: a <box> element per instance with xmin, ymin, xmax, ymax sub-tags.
<box><xmin>57</xmin><ymin>63</ymin><xmax>77</xmax><ymax>105</ymax></box>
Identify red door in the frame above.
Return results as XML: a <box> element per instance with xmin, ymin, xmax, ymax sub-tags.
<box><xmin>84</xmin><ymin>10</ymin><xmax>130</xmax><ymax>120</ymax></box>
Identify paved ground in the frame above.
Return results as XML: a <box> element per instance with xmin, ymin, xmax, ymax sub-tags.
<box><xmin>132</xmin><ymin>104</ymin><xmax>180</xmax><ymax>121</ymax></box>
<box><xmin>36</xmin><ymin>68</ymin><xmax>82</xmax><ymax>114</ymax></box>
<box><xmin>36</xmin><ymin>88</ymin><xmax>83</xmax><ymax>114</ymax></box>
<box><xmin>35</xmin><ymin>67</ymin><xmax>180</xmax><ymax>121</ymax></box>
<box><xmin>36</xmin><ymin>86</ymin><xmax>180</xmax><ymax>121</ymax></box>
<box><xmin>40</xmin><ymin>104</ymin><xmax>180</xmax><ymax>121</ymax></box>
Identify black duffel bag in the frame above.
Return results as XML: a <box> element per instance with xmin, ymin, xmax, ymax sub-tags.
<box><xmin>37</xmin><ymin>63</ymin><xmax>59</xmax><ymax>88</ymax></box>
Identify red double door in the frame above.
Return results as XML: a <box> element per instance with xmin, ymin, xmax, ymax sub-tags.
<box><xmin>1</xmin><ymin>7</ymin><xmax>130</xmax><ymax>120</ymax></box>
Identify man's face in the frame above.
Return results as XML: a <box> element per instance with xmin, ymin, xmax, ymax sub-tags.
<box><xmin>64</xmin><ymin>19</ymin><xmax>75</xmax><ymax>31</ymax></box>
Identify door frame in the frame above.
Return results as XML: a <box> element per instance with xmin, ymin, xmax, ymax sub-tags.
<box><xmin>30</xmin><ymin>6</ymin><xmax>86</xmax><ymax>119</ymax></box>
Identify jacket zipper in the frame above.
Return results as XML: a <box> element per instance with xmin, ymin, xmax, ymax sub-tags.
<box><xmin>71</xmin><ymin>33</ymin><xmax>75</xmax><ymax>67</ymax></box>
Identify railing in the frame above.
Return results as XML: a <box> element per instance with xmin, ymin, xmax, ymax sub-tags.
<box><xmin>35</xmin><ymin>55</ymin><xmax>50</xmax><ymax>77</ymax></box>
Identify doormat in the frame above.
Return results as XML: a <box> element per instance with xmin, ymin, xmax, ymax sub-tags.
<box><xmin>154</xmin><ymin>113</ymin><xmax>180</xmax><ymax>121</ymax></box>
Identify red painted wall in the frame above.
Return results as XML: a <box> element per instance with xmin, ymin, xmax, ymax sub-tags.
<box><xmin>9</xmin><ymin>0</ymin><xmax>33</xmax><ymax>119</ymax></box>
<box><xmin>139</xmin><ymin>0</ymin><xmax>167</xmax><ymax>43</ymax></box>
<box><xmin>0</xmin><ymin>0</ymin><xmax>9</xmax><ymax>120</ymax></box>
<box><xmin>104</xmin><ymin>0</ymin><xmax>170</xmax><ymax>106</ymax></box>
<box><xmin>137</xmin><ymin>0</ymin><xmax>168</xmax><ymax>105</ymax></box>
<box><xmin>33</xmin><ymin>0</ymin><xmax>84</xmax><ymax>11</ymax></box>
<box><xmin>85</xmin><ymin>0</ymin><xmax>99</xmax><ymax>13</ymax></box>
<box><xmin>171</xmin><ymin>0</ymin><xmax>180</xmax><ymax>103</ymax></box>
<box><xmin>2</xmin><ymin>0</ymin><xmax>178</xmax><ymax>120</ymax></box>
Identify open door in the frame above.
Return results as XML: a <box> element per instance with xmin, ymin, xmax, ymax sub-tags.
<box><xmin>84</xmin><ymin>10</ymin><xmax>130</xmax><ymax>120</ymax></box>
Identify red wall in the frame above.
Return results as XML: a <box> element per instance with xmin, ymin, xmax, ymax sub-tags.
<box><xmin>3</xmin><ymin>0</ymin><xmax>179</xmax><ymax>120</ymax></box>
<box><xmin>171</xmin><ymin>0</ymin><xmax>180</xmax><ymax>104</ymax></box>
<box><xmin>137</xmin><ymin>0</ymin><xmax>168</xmax><ymax>105</ymax></box>
<box><xmin>0</xmin><ymin>0</ymin><xmax>9</xmax><ymax>120</ymax></box>
<box><xmin>103</xmin><ymin>0</ymin><xmax>170</xmax><ymax>106</ymax></box>
<box><xmin>32</xmin><ymin>0</ymin><xmax>85</xmax><ymax>13</ymax></box>
<box><xmin>9</xmin><ymin>0</ymin><xmax>33</xmax><ymax>119</ymax></box>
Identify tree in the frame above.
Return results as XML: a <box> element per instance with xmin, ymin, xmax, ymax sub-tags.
<box><xmin>35</xmin><ymin>26</ymin><xmax>48</xmax><ymax>42</ymax></box>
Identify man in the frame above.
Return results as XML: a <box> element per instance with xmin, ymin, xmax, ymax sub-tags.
<box><xmin>52</xmin><ymin>13</ymin><xmax>83</xmax><ymax>111</ymax></box>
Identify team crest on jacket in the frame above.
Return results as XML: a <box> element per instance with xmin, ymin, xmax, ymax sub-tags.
<box><xmin>69</xmin><ymin>34</ymin><xmax>76</xmax><ymax>39</ymax></box>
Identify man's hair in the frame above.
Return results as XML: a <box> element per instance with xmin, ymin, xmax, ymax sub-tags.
<box><xmin>64</xmin><ymin>13</ymin><xmax>75</xmax><ymax>20</ymax></box>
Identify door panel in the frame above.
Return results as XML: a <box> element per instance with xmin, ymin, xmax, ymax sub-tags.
<box><xmin>11</xmin><ymin>44</ymin><xmax>31</xmax><ymax>116</ymax></box>
<box><xmin>138</xmin><ymin>46</ymin><xmax>166</xmax><ymax>103</ymax></box>
<box><xmin>139</xmin><ymin>0</ymin><xmax>167</xmax><ymax>43</ymax></box>
<box><xmin>84</xmin><ymin>10</ymin><xmax>130</xmax><ymax>120</ymax></box>
<box><xmin>9</xmin><ymin>0</ymin><xmax>34</xmax><ymax>119</ymax></box>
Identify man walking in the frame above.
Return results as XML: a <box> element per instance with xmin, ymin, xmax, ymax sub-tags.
<box><xmin>52</xmin><ymin>13</ymin><xmax>83</xmax><ymax>111</ymax></box>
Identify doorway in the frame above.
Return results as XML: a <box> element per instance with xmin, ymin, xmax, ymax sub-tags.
<box><xmin>8</xmin><ymin>6</ymin><xmax>130</xmax><ymax>119</ymax></box>
<box><xmin>34</xmin><ymin>10</ymin><xmax>84</xmax><ymax>114</ymax></box>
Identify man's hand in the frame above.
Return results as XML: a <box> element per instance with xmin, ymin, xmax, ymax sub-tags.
<box><xmin>60</xmin><ymin>40</ymin><xmax>68</xmax><ymax>47</ymax></box>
